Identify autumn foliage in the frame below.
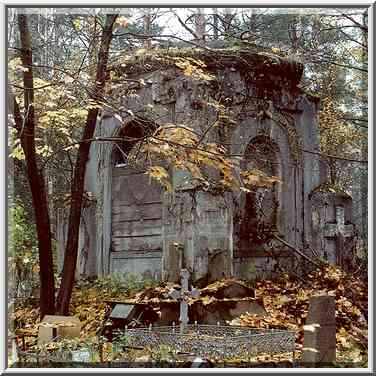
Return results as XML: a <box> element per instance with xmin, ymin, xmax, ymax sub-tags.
<box><xmin>12</xmin><ymin>264</ymin><xmax>367</xmax><ymax>365</ymax></box>
<box><xmin>232</xmin><ymin>265</ymin><xmax>367</xmax><ymax>364</ymax></box>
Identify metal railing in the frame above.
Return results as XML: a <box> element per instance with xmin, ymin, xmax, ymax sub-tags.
<box><xmin>122</xmin><ymin>324</ymin><xmax>296</xmax><ymax>359</ymax></box>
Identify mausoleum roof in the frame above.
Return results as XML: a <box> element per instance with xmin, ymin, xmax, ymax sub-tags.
<box><xmin>111</xmin><ymin>41</ymin><xmax>304</xmax><ymax>88</ymax></box>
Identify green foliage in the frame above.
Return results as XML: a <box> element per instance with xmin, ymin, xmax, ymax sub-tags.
<box><xmin>113</xmin><ymin>329</ymin><xmax>131</xmax><ymax>347</ymax></box>
<box><xmin>111</xmin><ymin>330</ymin><xmax>132</xmax><ymax>361</ymax></box>
<box><xmin>121</xmin><ymin>273</ymin><xmax>158</xmax><ymax>294</ymax></box>
<box><xmin>91</xmin><ymin>274</ymin><xmax>126</xmax><ymax>297</ymax></box>
<box><xmin>9</xmin><ymin>200</ymin><xmax>40</xmax><ymax>298</ymax></box>
<box><xmin>35</xmin><ymin>335</ymin><xmax>107</xmax><ymax>364</ymax></box>
<box><xmin>9</xmin><ymin>200</ymin><xmax>60</xmax><ymax>298</ymax></box>
<box><xmin>150</xmin><ymin>344</ymin><xmax>178</xmax><ymax>366</ymax></box>
<box><xmin>9</xmin><ymin>199</ymin><xmax>38</xmax><ymax>258</ymax></box>
<box><xmin>78</xmin><ymin>273</ymin><xmax>158</xmax><ymax>297</ymax></box>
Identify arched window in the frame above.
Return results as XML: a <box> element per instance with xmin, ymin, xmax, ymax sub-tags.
<box><xmin>235</xmin><ymin>136</ymin><xmax>281</xmax><ymax>255</ymax></box>
<box><xmin>112</xmin><ymin>119</ymin><xmax>155</xmax><ymax>167</ymax></box>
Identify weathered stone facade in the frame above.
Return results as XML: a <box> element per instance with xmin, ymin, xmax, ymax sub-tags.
<box><xmin>57</xmin><ymin>45</ymin><xmax>355</xmax><ymax>282</ymax></box>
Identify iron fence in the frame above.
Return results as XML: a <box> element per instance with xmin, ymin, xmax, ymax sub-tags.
<box><xmin>122</xmin><ymin>324</ymin><xmax>296</xmax><ymax>359</ymax></box>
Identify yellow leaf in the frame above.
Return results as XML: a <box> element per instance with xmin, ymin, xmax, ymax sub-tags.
<box><xmin>148</xmin><ymin>166</ymin><xmax>169</xmax><ymax>180</ymax></box>
<box><xmin>147</xmin><ymin>166</ymin><xmax>172</xmax><ymax>192</ymax></box>
<box><xmin>116</xmin><ymin>16</ymin><xmax>129</xmax><ymax>28</ymax></box>
<box><xmin>73</xmin><ymin>19</ymin><xmax>81</xmax><ymax>29</ymax></box>
<box><xmin>10</xmin><ymin>145</ymin><xmax>25</xmax><ymax>160</ymax></box>
<box><xmin>32</xmin><ymin>264</ymin><xmax>40</xmax><ymax>273</ymax></box>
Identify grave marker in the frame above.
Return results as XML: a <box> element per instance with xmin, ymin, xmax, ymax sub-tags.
<box><xmin>168</xmin><ymin>269</ymin><xmax>200</xmax><ymax>333</ymax></box>
<box><xmin>302</xmin><ymin>295</ymin><xmax>336</xmax><ymax>365</ymax></box>
<box><xmin>109</xmin><ymin>303</ymin><xmax>137</xmax><ymax>320</ymax></box>
<box><xmin>324</xmin><ymin>207</ymin><xmax>354</xmax><ymax>266</ymax></box>
<box><xmin>38</xmin><ymin>315</ymin><xmax>81</xmax><ymax>345</ymax></box>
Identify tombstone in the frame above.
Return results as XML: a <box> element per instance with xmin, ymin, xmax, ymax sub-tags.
<box><xmin>110</xmin><ymin>303</ymin><xmax>138</xmax><ymax>321</ymax></box>
<box><xmin>38</xmin><ymin>315</ymin><xmax>81</xmax><ymax>345</ymax></box>
<box><xmin>200</xmin><ymin>280</ymin><xmax>256</xmax><ymax>299</ymax></box>
<box><xmin>309</xmin><ymin>187</ymin><xmax>355</xmax><ymax>266</ymax></box>
<box><xmin>208</xmin><ymin>249</ymin><xmax>232</xmax><ymax>283</ymax></box>
<box><xmin>302</xmin><ymin>295</ymin><xmax>336</xmax><ymax>365</ymax></box>
<box><xmin>102</xmin><ymin>301</ymin><xmax>158</xmax><ymax>340</ymax></box>
<box><xmin>324</xmin><ymin>207</ymin><xmax>354</xmax><ymax>267</ymax></box>
<box><xmin>167</xmin><ymin>269</ymin><xmax>200</xmax><ymax>333</ymax></box>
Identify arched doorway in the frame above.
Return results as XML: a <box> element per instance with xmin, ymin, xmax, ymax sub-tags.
<box><xmin>234</xmin><ymin>135</ymin><xmax>281</xmax><ymax>255</ymax></box>
<box><xmin>110</xmin><ymin>120</ymin><xmax>164</xmax><ymax>280</ymax></box>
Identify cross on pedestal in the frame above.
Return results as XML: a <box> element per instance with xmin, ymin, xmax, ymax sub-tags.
<box><xmin>324</xmin><ymin>207</ymin><xmax>354</xmax><ymax>266</ymax></box>
<box><xmin>168</xmin><ymin>269</ymin><xmax>200</xmax><ymax>333</ymax></box>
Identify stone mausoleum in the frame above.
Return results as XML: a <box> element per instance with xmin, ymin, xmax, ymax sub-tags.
<box><xmin>57</xmin><ymin>44</ymin><xmax>356</xmax><ymax>283</ymax></box>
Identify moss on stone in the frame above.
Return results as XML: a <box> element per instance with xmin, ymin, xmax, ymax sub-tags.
<box><xmin>302</xmin><ymin>89</ymin><xmax>321</xmax><ymax>104</ymax></box>
<box><xmin>311</xmin><ymin>182</ymin><xmax>352</xmax><ymax>199</ymax></box>
<box><xmin>111</xmin><ymin>41</ymin><xmax>303</xmax><ymax>86</ymax></box>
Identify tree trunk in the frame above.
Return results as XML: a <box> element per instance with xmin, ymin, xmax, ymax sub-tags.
<box><xmin>143</xmin><ymin>11</ymin><xmax>152</xmax><ymax>49</ymax></box>
<box><xmin>212</xmin><ymin>8</ymin><xmax>219</xmax><ymax>40</ymax></box>
<box><xmin>360</xmin><ymin>12</ymin><xmax>368</xmax><ymax>248</ymax></box>
<box><xmin>194</xmin><ymin>9</ymin><xmax>206</xmax><ymax>44</ymax></box>
<box><xmin>56</xmin><ymin>14</ymin><xmax>118</xmax><ymax>315</ymax></box>
<box><xmin>223</xmin><ymin>8</ymin><xmax>233</xmax><ymax>37</ymax></box>
<box><xmin>16</xmin><ymin>14</ymin><xmax>55</xmax><ymax>318</ymax></box>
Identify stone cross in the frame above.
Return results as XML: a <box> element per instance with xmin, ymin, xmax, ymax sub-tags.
<box><xmin>324</xmin><ymin>207</ymin><xmax>354</xmax><ymax>265</ymax></box>
<box><xmin>168</xmin><ymin>269</ymin><xmax>200</xmax><ymax>333</ymax></box>
<box><xmin>302</xmin><ymin>295</ymin><xmax>336</xmax><ymax>365</ymax></box>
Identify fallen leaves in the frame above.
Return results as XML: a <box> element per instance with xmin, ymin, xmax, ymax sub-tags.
<box><xmin>12</xmin><ymin>264</ymin><xmax>367</xmax><ymax>366</ymax></box>
<box><xmin>230</xmin><ymin>264</ymin><xmax>367</xmax><ymax>364</ymax></box>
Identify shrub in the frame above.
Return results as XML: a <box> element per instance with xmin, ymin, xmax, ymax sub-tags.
<box><xmin>8</xmin><ymin>200</ymin><xmax>39</xmax><ymax>299</ymax></box>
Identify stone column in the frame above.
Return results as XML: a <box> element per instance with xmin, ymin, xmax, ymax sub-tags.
<box><xmin>303</xmin><ymin>295</ymin><xmax>336</xmax><ymax>365</ymax></box>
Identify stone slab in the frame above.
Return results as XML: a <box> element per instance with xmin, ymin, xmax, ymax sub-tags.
<box><xmin>38</xmin><ymin>315</ymin><xmax>81</xmax><ymax>345</ymax></box>
<box><xmin>110</xmin><ymin>303</ymin><xmax>137</xmax><ymax>320</ymax></box>
<box><xmin>207</xmin><ymin>249</ymin><xmax>231</xmax><ymax>283</ymax></box>
<box><xmin>229</xmin><ymin>300</ymin><xmax>266</xmax><ymax>317</ymax></box>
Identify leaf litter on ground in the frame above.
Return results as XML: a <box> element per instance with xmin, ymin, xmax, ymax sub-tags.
<box><xmin>11</xmin><ymin>264</ymin><xmax>367</xmax><ymax>366</ymax></box>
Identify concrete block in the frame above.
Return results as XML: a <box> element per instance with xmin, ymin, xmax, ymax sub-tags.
<box><xmin>38</xmin><ymin>315</ymin><xmax>81</xmax><ymax>345</ymax></box>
